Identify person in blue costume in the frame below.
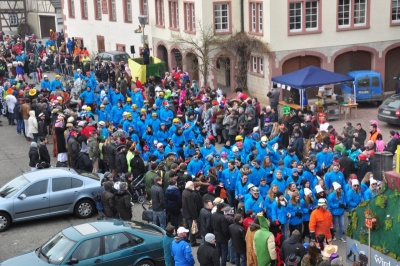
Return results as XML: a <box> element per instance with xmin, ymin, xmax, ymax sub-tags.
<box><xmin>187</xmin><ymin>153</ymin><xmax>204</xmax><ymax>177</ymax></box>
<box><xmin>172</xmin><ymin>127</ymin><xmax>185</xmax><ymax>159</ymax></box>
<box><xmin>271</xmin><ymin>170</ymin><xmax>287</xmax><ymax>194</ymax></box>
<box><xmin>262</xmin><ymin>156</ymin><xmax>275</xmax><ymax>185</ymax></box>
<box><xmin>300</xmin><ymin>188</ymin><xmax>315</xmax><ymax>240</ymax></box>
<box><xmin>110</xmin><ymin>101</ymin><xmax>124</xmax><ymax>128</ymax></box>
<box><xmin>316</xmin><ymin>145</ymin><xmax>334</xmax><ymax>171</ymax></box>
<box><xmin>220</xmin><ymin>139</ymin><xmax>232</xmax><ymax>157</ymax></box>
<box><xmin>122</xmin><ymin>113</ymin><xmax>135</xmax><ymax>133</ymax></box>
<box><xmin>271</xmin><ymin>191</ymin><xmax>290</xmax><ymax>237</ymax></box>
<box><xmin>283</xmin><ymin>147</ymin><xmax>300</xmax><ymax>168</ymax></box>
<box><xmin>142</xmin><ymin>125</ymin><xmax>156</xmax><ymax>147</ymax></box>
<box><xmin>287</xmin><ymin>191</ymin><xmax>303</xmax><ymax>235</ymax></box>
<box><xmin>160</xmin><ymin>103</ymin><xmax>174</xmax><ymax>128</ymax></box>
<box><xmin>243</xmin><ymin>132</ymin><xmax>257</xmax><ymax>154</ymax></box>
<box><xmin>221</xmin><ymin>160</ymin><xmax>241</xmax><ymax>207</ymax></box>
<box><xmin>136</xmin><ymin>114</ymin><xmax>147</xmax><ymax>137</ymax></box>
<box><xmin>249</xmin><ymin>159</ymin><xmax>266</xmax><ymax>186</ymax></box>
<box><xmin>287</xmin><ymin>168</ymin><xmax>302</xmax><ymax>191</ymax></box>
<box><xmin>200</xmin><ymin>139</ymin><xmax>217</xmax><ymax>159</ymax></box>
<box><xmin>364</xmin><ymin>178</ymin><xmax>379</xmax><ymax>200</ymax></box>
<box><xmin>124</xmin><ymin>97</ymin><xmax>133</xmax><ymax>112</ymax></box>
<box><xmin>156</xmin><ymin>123</ymin><xmax>169</xmax><ymax>146</ymax></box>
<box><xmin>154</xmin><ymin>142</ymin><xmax>167</xmax><ymax>162</ymax></box>
<box><xmin>274</xmin><ymin>160</ymin><xmax>292</xmax><ymax>181</ymax></box>
<box><xmin>324</xmin><ymin>163</ymin><xmax>346</xmax><ymax>191</ymax></box>
<box><xmin>327</xmin><ymin>182</ymin><xmax>347</xmax><ymax>242</ymax></box>
<box><xmin>235</xmin><ymin>174</ymin><xmax>251</xmax><ymax>211</ymax></box>
<box><xmin>110</xmin><ymin>88</ymin><xmax>124</xmax><ymax>106</ymax></box>
<box><xmin>346</xmin><ymin>179</ymin><xmax>364</xmax><ymax>211</ymax></box>
<box><xmin>165</xmin><ymin>139</ymin><xmax>178</xmax><ymax>155</ymax></box>
<box><xmin>244</xmin><ymin>186</ymin><xmax>264</xmax><ymax>214</ymax></box>
<box><xmin>184</xmin><ymin>139</ymin><xmax>197</xmax><ymax>159</ymax></box>
<box><xmin>50</xmin><ymin>74</ymin><xmax>63</xmax><ymax>91</ymax></box>
<box><xmin>264</xmin><ymin>185</ymin><xmax>279</xmax><ymax>220</ymax></box>
<box><xmin>258</xmin><ymin>178</ymin><xmax>270</xmax><ymax>199</ymax></box>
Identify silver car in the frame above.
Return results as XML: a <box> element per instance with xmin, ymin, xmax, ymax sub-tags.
<box><xmin>0</xmin><ymin>168</ymin><xmax>104</xmax><ymax>232</ymax></box>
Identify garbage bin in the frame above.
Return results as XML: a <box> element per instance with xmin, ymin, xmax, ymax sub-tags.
<box><xmin>373</xmin><ymin>152</ymin><xmax>394</xmax><ymax>180</ymax></box>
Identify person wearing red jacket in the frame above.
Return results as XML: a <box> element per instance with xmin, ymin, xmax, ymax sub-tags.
<box><xmin>309</xmin><ymin>198</ymin><xmax>334</xmax><ymax>244</ymax></box>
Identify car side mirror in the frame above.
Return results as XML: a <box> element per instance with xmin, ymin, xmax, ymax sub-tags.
<box><xmin>67</xmin><ymin>258</ymin><xmax>79</xmax><ymax>265</ymax></box>
<box><xmin>18</xmin><ymin>194</ymin><xmax>27</xmax><ymax>200</ymax></box>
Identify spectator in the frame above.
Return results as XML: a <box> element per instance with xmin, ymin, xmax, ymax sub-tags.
<box><xmin>281</xmin><ymin>229</ymin><xmax>305</xmax><ymax>264</ymax></box>
<box><xmin>114</xmin><ymin>182</ymin><xmax>133</xmax><ymax>221</ymax></box>
<box><xmin>254</xmin><ymin>214</ymin><xmax>277</xmax><ymax>266</ymax></box>
<box><xmin>211</xmin><ymin>203</ymin><xmax>230</xmax><ymax>266</ymax></box>
<box><xmin>199</xmin><ymin>200</ymin><xmax>214</xmax><ymax>240</ymax></box>
<box><xmin>162</xmin><ymin>225</ymin><xmax>175</xmax><ymax>266</ymax></box>
<box><xmin>229</xmin><ymin>214</ymin><xmax>247</xmax><ymax>266</ymax></box>
<box><xmin>171</xmin><ymin>227</ymin><xmax>195</xmax><ymax>266</ymax></box>
<box><xmin>165</xmin><ymin>179</ymin><xmax>182</xmax><ymax>231</ymax></box>
<box><xmin>101</xmin><ymin>181</ymin><xmax>117</xmax><ymax>218</ymax></box>
<box><xmin>197</xmin><ymin>233</ymin><xmax>220</xmax><ymax>266</ymax></box>
<box><xmin>182</xmin><ymin>181</ymin><xmax>200</xmax><ymax>247</ymax></box>
<box><xmin>150</xmin><ymin>176</ymin><xmax>166</xmax><ymax>229</ymax></box>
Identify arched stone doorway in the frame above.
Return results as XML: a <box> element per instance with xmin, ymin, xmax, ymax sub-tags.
<box><xmin>215</xmin><ymin>56</ymin><xmax>231</xmax><ymax>92</ymax></box>
<box><xmin>334</xmin><ymin>51</ymin><xmax>372</xmax><ymax>74</ymax></box>
<box><xmin>185</xmin><ymin>52</ymin><xmax>199</xmax><ymax>82</ymax></box>
<box><xmin>385</xmin><ymin>45</ymin><xmax>400</xmax><ymax>92</ymax></box>
<box><xmin>170</xmin><ymin>48</ymin><xmax>183</xmax><ymax>70</ymax></box>
<box><xmin>157</xmin><ymin>44</ymin><xmax>169</xmax><ymax>72</ymax></box>
<box><xmin>281</xmin><ymin>56</ymin><xmax>321</xmax><ymax>100</ymax></box>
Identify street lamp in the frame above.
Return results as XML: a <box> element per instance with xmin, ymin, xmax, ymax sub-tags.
<box><xmin>138</xmin><ymin>14</ymin><xmax>147</xmax><ymax>45</ymax></box>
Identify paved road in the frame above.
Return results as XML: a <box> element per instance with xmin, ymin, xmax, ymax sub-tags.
<box><xmin>0</xmin><ymin>78</ymin><xmax>396</xmax><ymax>263</ymax></box>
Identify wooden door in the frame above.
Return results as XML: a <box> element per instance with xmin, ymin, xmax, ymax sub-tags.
<box><xmin>40</xmin><ymin>16</ymin><xmax>56</xmax><ymax>38</ymax></box>
<box><xmin>97</xmin><ymin>35</ymin><xmax>105</xmax><ymax>53</ymax></box>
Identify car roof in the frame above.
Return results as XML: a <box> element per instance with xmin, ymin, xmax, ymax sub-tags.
<box><xmin>348</xmin><ymin>70</ymin><xmax>380</xmax><ymax>76</ymax></box>
<box><xmin>23</xmin><ymin>168</ymin><xmax>78</xmax><ymax>181</ymax></box>
<box><xmin>62</xmin><ymin>220</ymin><xmax>161</xmax><ymax>241</ymax></box>
<box><xmin>100</xmin><ymin>51</ymin><xmax>129</xmax><ymax>55</ymax></box>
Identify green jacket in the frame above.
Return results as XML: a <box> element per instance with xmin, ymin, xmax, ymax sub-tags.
<box><xmin>254</xmin><ymin>215</ymin><xmax>276</xmax><ymax>266</ymax></box>
<box><xmin>144</xmin><ymin>170</ymin><xmax>158</xmax><ymax>195</ymax></box>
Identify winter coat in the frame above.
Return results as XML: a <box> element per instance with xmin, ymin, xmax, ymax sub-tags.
<box><xmin>75</xmin><ymin>152</ymin><xmax>93</xmax><ymax>172</ymax></box>
<box><xmin>114</xmin><ymin>190</ymin><xmax>132</xmax><ymax>221</ymax></box>
<box><xmin>67</xmin><ymin>137</ymin><xmax>80</xmax><ymax>166</ymax></box>
<box><xmin>130</xmin><ymin>155</ymin><xmax>146</xmax><ymax>178</ymax></box>
<box><xmin>20</xmin><ymin>103</ymin><xmax>31</xmax><ymax>120</ymax></box>
<box><xmin>144</xmin><ymin>170</ymin><xmax>158</xmax><ymax>195</ymax></box>
<box><xmin>170</xmin><ymin>237</ymin><xmax>195</xmax><ymax>266</ymax></box>
<box><xmin>245</xmin><ymin>223</ymin><xmax>260</xmax><ymax>266</ymax></box>
<box><xmin>211</xmin><ymin>210</ymin><xmax>230</xmax><ymax>243</ymax></box>
<box><xmin>198</xmin><ymin>207</ymin><xmax>213</xmax><ymax>237</ymax></box>
<box><xmin>327</xmin><ymin>191</ymin><xmax>346</xmax><ymax>216</ymax></box>
<box><xmin>38</xmin><ymin>144</ymin><xmax>51</xmax><ymax>164</ymax></box>
<box><xmin>281</xmin><ymin>234</ymin><xmax>305</xmax><ymax>263</ymax></box>
<box><xmin>115</xmin><ymin>151</ymin><xmax>128</xmax><ymax>174</ymax></box>
<box><xmin>309</xmin><ymin>207</ymin><xmax>334</xmax><ymax>242</ymax></box>
<box><xmin>162</xmin><ymin>235</ymin><xmax>175</xmax><ymax>266</ymax></box>
<box><xmin>385</xmin><ymin>138</ymin><xmax>400</xmax><ymax>154</ymax></box>
<box><xmin>55</xmin><ymin>127</ymin><xmax>67</xmax><ymax>153</ymax></box>
<box><xmin>108</xmin><ymin>142</ymin><xmax>117</xmax><ymax>169</ymax></box>
<box><xmin>229</xmin><ymin>222</ymin><xmax>246</xmax><ymax>254</ymax></box>
<box><xmin>324</xmin><ymin>170</ymin><xmax>346</xmax><ymax>191</ymax></box>
<box><xmin>346</xmin><ymin>188</ymin><xmax>363</xmax><ymax>211</ymax></box>
<box><xmin>87</xmin><ymin>136</ymin><xmax>100</xmax><ymax>159</ymax></box>
<box><xmin>38</xmin><ymin>120</ymin><xmax>47</xmax><ymax>137</ymax></box>
<box><xmin>29</xmin><ymin>146</ymin><xmax>40</xmax><ymax>167</ymax></box>
<box><xmin>287</xmin><ymin>201</ymin><xmax>303</xmax><ymax>226</ymax></box>
<box><xmin>28</xmin><ymin>110</ymin><xmax>38</xmax><ymax>134</ymax></box>
<box><xmin>254</xmin><ymin>215</ymin><xmax>276</xmax><ymax>266</ymax></box>
<box><xmin>150</xmin><ymin>183</ymin><xmax>166</xmax><ymax>212</ymax></box>
<box><xmin>182</xmin><ymin>189</ymin><xmax>200</xmax><ymax>220</ymax></box>
<box><xmin>197</xmin><ymin>242</ymin><xmax>220</xmax><ymax>266</ymax></box>
<box><xmin>165</xmin><ymin>185</ymin><xmax>182</xmax><ymax>214</ymax></box>
<box><xmin>101</xmin><ymin>190</ymin><xmax>117</xmax><ymax>218</ymax></box>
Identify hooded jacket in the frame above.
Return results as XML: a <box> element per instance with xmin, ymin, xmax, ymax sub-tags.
<box><xmin>101</xmin><ymin>189</ymin><xmax>117</xmax><ymax>218</ymax></box>
<box><xmin>114</xmin><ymin>189</ymin><xmax>132</xmax><ymax>221</ymax></box>
<box><xmin>245</xmin><ymin>223</ymin><xmax>260</xmax><ymax>266</ymax></box>
<box><xmin>76</xmin><ymin>151</ymin><xmax>93</xmax><ymax>172</ymax></box>
<box><xmin>280</xmin><ymin>233</ymin><xmax>305</xmax><ymax>263</ymax></box>
<box><xmin>165</xmin><ymin>185</ymin><xmax>182</xmax><ymax>214</ymax></box>
<box><xmin>28</xmin><ymin>110</ymin><xmax>38</xmax><ymax>134</ymax></box>
<box><xmin>170</xmin><ymin>237</ymin><xmax>195</xmax><ymax>266</ymax></box>
<box><xmin>197</xmin><ymin>242</ymin><xmax>220</xmax><ymax>266</ymax></box>
<box><xmin>254</xmin><ymin>215</ymin><xmax>276</xmax><ymax>266</ymax></box>
<box><xmin>28</xmin><ymin>142</ymin><xmax>40</xmax><ymax>167</ymax></box>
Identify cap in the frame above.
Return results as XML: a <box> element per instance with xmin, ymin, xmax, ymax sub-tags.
<box><xmin>352</xmin><ymin>179</ymin><xmax>360</xmax><ymax>186</ymax></box>
<box><xmin>38</xmin><ymin>112</ymin><xmax>45</xmax><ymax>117</ymax></box>
<box><xmin>318</xmin><ymin>198</ymin><xmax>327</xmax><ymax>206</ymax></box>
<box><xmin>315</xmin><ymin>185</ymin><xmax>324</xmax><ymax>194</ymax></box>
<box><xmin>127</xmin><ymin>97</ymin><xmax>131</xmax><ymax>102</ymax></box>
<box><xmin>235</xmin><ymin>135</ymin><xmax>243</xmax><ymax>141</ymax></box>
<box><xmin>205</xmin><ymin>233</ymin><xmax>216</xmax><ymax>243</ymax></box>
<box><xmin>247</xmin><ymin>183</ymin><xmax>255</xmax><ymax>190</ymax></box>
<box><xmin>224</xmin><ymin>206</ymin><xmax>234</xmax><ymax>213</ymax></box>
<box><xmin>276</xmin><ymin>191</ymin><xmax>284</xmax><ymax>198</ymax></box>
<box><xmin>322</xmin><ymin>245</ymin><xmax>338</xmax><ymax>258</ymax></box>
<box><xmin>157</xmin><ymin>143</ymin><xmax>163</xmax><ymax>149</ymax></box>
<box><xmin>285</xmin><ymin>254</ymin><xmax>301</xmax><ymax>266</ymax></box>
<box><xmin>207</xmin><ymin>185</ymin><xmax>215</xmax><ymax>192</ymax></box>
<box><xmin>292</xmin><ymin>168</ymin><xmax>298</xmax><ymax>174</ymax></box>
<box><xmin>370</xmin><ymin>179</ymin><xmax>377</xmax><ymax>185</ymax></box>
<box><xmin>358</xmin><ymin>153</ymin><xmax>367</xmax><ymax>161</ymax></box>
<box><xmin>152</xmin><ymin>113</ymin><xmax>157</xmax><ymax>117</ymax></box>
<box><xmin>98</xmin><ymin>121</ymin><xmax>105</xmax><ymax>126</ymax></box>
<box><xmin>251</xmin><ymin>186</ymin><xmax>260</xmax><ymax>194</ymax></box>
<box><xmin>172</xmin><ymin>118</ymin><xmax>180</xmax><ymax>123</ymax></box>
<box><xmin>304</xmin><ymin>188</ymin><xmax>312</xmax><ymax>196</ymax></box>
<box><xmin>177</xmin><ymin>227</ymin><xmax>189</xmax><ymax>234</ymax></box>
<box><xmin>332</xmin><ymin>182</ymin><xmax>341</xmax><ymax>191</ymax></box>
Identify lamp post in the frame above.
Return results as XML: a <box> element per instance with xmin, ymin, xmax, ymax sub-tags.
<box><xmin>138</xmin><ymin>14</ymin><xmax>147</xmax><ymax>45</ymax></box>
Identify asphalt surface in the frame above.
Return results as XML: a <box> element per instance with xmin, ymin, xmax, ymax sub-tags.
<box><xmin>0</xmin><ymin>72</ymin><xmax>395</xmax><ymax>264</ymax></box>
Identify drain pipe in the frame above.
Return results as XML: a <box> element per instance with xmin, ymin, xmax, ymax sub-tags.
<box><xmin>240</xmin><ymin>0</ymin><xmax>244</xmax><ymax>32</ymax></box>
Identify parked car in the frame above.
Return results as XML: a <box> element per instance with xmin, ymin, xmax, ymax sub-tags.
<box><xmin>0</xmin><ymin>168</ymin><xmax>104</xmax><ymax>232</ymax></box>
<box><xmin>97</xmin><ymin>51</ymin><xmax>131</xmax><ymax>64</ymax></box>
<box><xmin>377</xmin><ymin>94</ymin><xmax>400</xmax><ymax>125</ymax></box>
<box><xmin>341</xmin><ymin>70</ymin><xmax>383</xmax><ymax>104</ymax></box>
<box><xmin>0</xmin><ymin>220</ymin><xmax>165</xmax><ymax>266</ymax></box>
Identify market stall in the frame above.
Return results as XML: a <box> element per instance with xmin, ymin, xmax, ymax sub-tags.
<box><xmin>271</xmin><ymin>66</ymin><xmax>355</xmax><ymax>120</ymax></box>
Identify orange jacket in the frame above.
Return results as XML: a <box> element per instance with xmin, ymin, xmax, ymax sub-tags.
<box><xmin>368</xmin><ymin>131</ymin><xmax>380</xmax><ymax>142</ymax></box>
<box><xmin>309</xmin><ymin>207</ymin><xmax>334</xmax><ymax>243</ymax></box>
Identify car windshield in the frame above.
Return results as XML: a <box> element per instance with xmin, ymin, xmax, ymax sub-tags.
<box><xmin>0</xmin><ymin>175</ymin><xmax>30</xmax><ymax>198</ymax></box>
<box><xmin>40</xmin><ymin>232</ymin><xmax>76</xmax><ymax>263</ymax></box>
<box><xmin>114</xmin><ymin>54</ymin><xmax>129</xmax><ymax>63</ymax></box>
<box><xmin>384</xmin><ymin>97</ymin><xmax>400</xmax><ymax>109</ymax></box>
<box><xmin>74</xmin><ymin>169</ymin><xmax>100</xmax><ymax>180</ymax></box>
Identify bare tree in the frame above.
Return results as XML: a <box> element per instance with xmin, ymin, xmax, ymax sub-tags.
<box><xmin>171</xmin><ymin>22</ymin><xmax>227</xmax><ymax>86</ymax></box>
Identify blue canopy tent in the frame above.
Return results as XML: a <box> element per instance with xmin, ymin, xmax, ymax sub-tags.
<box><xmin>271</xmin><ymin>65</ymin><xmax>355</xmax><ymax>109</ymax></box>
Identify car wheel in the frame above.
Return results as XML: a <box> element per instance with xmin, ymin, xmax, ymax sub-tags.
<box><xmin>136</xmin><ymin>260</ymin><xmax>155</xmax><ymax>266</ymax></box>
<box><xmin>0</xmin><ymin>212</ymin><xmax>11</xmax><ymax>232</ymax></box>
<box><xmin>74</xmin><ymin>199</ymin><xmax>95</xmax><ymax>219</ymax></box>
<box><xmin>138</xmin><ymin>196</ymin><xmax>146</xmax><ymax>204</ymax></box>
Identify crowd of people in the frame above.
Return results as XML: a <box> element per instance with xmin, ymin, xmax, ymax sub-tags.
<box><xmin>1</xmin><ymin>30</ymin><xmax>396</xmax><ymax>266</ymax></box>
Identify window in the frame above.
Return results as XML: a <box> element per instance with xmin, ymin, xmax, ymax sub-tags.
<box><xmin>337</xmin><ymin>0</ymin><xmax>369</xmax><ymax>29</ymax></box>
<box><xmin>214</xmin><ymin>3</ymin><xmax>230</xmax><ymax>33</ymax></box>
<box><xmin>140</xmin><ymin>0</ymin><xmax>149</xmax><ymax>23</ymax></box>
<box><xmin>289</xmin><ymin>0</ymin><xmax>319</xmax><ymax>33</ymax></box>
<box><xmin>9</xmin><ymin>14</ymin><xmax>18</xmax><ymax>26</ymax></box>
<box><xmin>23</xmin><ymin>180</ymin><xmax>48</xmax><ymax>197</ymax></box>
<box><xmin>184</xmin><ymin>2</ymin><xmax>195</xmax><ymax>32</ymax></box>
<box><xmin>169</xmin><ymin>0</ymin><xmax>179</xmax><ymax>29</ymax></box>
<box><xmin>251</xmin><ymin>55</ymin><xmax>263</xmax><ymax>75</ymax></box>
<box><xmin>81</xmin><ymin>0</ymin><xmax>88</xmax><ymax>19</ymax></box>
<box><xmin>125</xmin><ymin>0</ymin><xmax>132</xmax><ymax>22</ymax></box>
<box><xmin>69</xmin><ymin>0</ymin><xmax>75</xmax><ymax>18</ymax></box>
<box><xmin>116</xmin><ymin>44</ymin><xmax>126</xmax><ymax>52</ymax></box>
<box><xmin>155</xmin><ymin>0</ymin><xmax>165</xmax><ymax>26</ymax></box>
<box><xmin>392</xmin><ymin>0</ymin><xmax>400</xmax><ymax>23</ymax></box>
<box><xmin>94</xmin><ymin>0</ymin><xmax>102</xmax><ymax>20</ymax></box>
<box><xmin>104</xmin><ymin>233</ymin><xmax>135</xmax><ymax>253</ymax></box>
<box><xmin>52</xmin><ymin>177</ymin><xmax>83</xmax><ymax>192</ymax></box>
<box><xmin>372</xmin><ymin>76</ymin><xmax>380</xmax><ymax>87</ymax></box>
<box><xmin>71</xmin><ymin>238</ymin><xmax>101</xmax><ymax>261</ymax></box>
<box><xmin>109</xmin><ymin>0</ymin><xmax>116</xmax><ymax>21</ymax></box>
<box><xmin>249</xmin><ymin>2</ymin><xmax>262</xmax><ymax>34</ymax></box>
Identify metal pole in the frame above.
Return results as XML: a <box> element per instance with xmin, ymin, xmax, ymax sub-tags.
<box><xmin>368</xmin><ymin>227</ymin><xmax>371</xmax><ymax>265</ymax></box>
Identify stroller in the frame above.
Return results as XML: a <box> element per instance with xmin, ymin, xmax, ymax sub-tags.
<box><xmin>131</xmin><ymin>174</ymin><xmax>146</xmax><ymax>204</ymax></box>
